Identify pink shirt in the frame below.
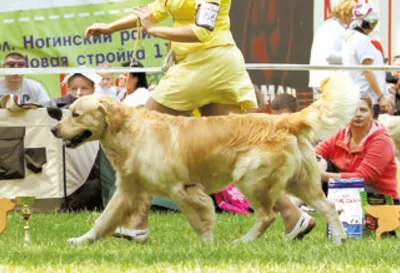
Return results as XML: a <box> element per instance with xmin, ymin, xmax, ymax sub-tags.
<box><xmin>316</xmin><ymin>122</ymin><xmax>399</xmax><ymax>200</ymax></box>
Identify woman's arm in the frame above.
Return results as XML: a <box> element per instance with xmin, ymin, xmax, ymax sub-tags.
<box><xmin>362</xmin><ymin>58</ymin><xmax>393</xmax><ymax>112</ymax></box>
<box><xmin>133</xmin><ymin>7</ymin><xmax>200</xmax><ymax>43</ymax></box>
<box><xmin>147</xmin><ymin>26</ymin><xmax>200</xmax><ymax>43</ymax></box>
<box><xmin>315</xmin><ymin>134</ymin><xmax>336</xmax><ymax>159</ymax></box>
<box><xmin>85</xmin><ymin>14</ymin><xmax>139</xmax><ymax>39</ymax></box>
<box><xmin>321</xmin><ymin>171</ymin><xmax>341</xmax><ymax>182</ymax></box>
<box><xmin>340</xmin><ymin>137</ymin><xmax>394</xmax><ymax>183</ymax></box>
<box><xmin>109</xmin><ymin>14</ymin><xmax>140</xmax><ymax>33</ymax></box>
<box><xmin>363</xmin><ymin>58</ymin><xmax>384</xmax><ymax>98</ymax></box>
<box><xmin>316</xmin><ymin>134</ymin><xmax>342</xmax><ymax>182</ymax></box>
<box><xmin>85</xmin><ymin>0</ymin><xmax>170</xmax><ymax>39</ymax></box>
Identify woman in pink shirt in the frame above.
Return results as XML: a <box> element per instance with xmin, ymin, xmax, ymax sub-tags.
<box><xmin>316</xmin><ymin>97</ymin><xmax>399</xmax><ymax>202</ymax></box>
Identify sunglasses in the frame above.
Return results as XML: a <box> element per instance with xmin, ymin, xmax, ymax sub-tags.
<box><xmin>4</xmin><ymin>61</ymin><xmax>26</xmax><ymax>68</ymax></box>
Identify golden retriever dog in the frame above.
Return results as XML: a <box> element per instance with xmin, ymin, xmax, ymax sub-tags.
<box><xmin>51</xmin><ymin>73</ymin><xmax>359</xmax><ymax>245</ymax></box>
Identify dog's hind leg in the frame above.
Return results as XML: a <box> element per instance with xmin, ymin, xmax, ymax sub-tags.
<box><xmin>68</xmin><ymin>188</ymin><xmax>132</xmax><ymax>244</ymax></box>
<box><xmin>286</xmin><ymin>159</ymin><xmax>346</xmax><ymax>244</ymax></box>
<box><xmin>234</xmin><ymin>182</ymin><xmax>279</xmax><ymax>243</ymax></box>
<box><xmin>309</xmin><ymin>197</ymin><xmax>346</xmax><ymax>244</ymax></box>
<box><xmin>170</xmin><ymin>184</ymin><xmax>216</xmax><ymax>242</ymax></box>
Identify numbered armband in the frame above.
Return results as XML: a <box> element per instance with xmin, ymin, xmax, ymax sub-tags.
<box><xmin>195</xmin><ymin>2</ymin><xmax>220</xmax><ymax>31</ymax></box>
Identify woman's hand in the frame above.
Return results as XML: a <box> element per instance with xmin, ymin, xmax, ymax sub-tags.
<box><xmin>132</xmin><ymin>7</ymin><xmax>155</xmax><ymax>34</ymax></box>
<box><xmin>84</xmin><ymin>23</ymin><xmax>114</xmax><ymax>39</ymax></box>
<box><xmin>321</xmin><ymin>171</ymin><xmax>329</xmax><ymax>182</ymax></box>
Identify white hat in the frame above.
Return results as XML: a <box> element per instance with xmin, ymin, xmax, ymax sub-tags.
<box><xmin>62</xmin><ymin>72</ymin><xmax>102</xmax><ymax>86</ymax></box>
<box><xmin>349</xmin><ymin>3</ymin><xmax>379</xmax><ymax>29</ymax></box>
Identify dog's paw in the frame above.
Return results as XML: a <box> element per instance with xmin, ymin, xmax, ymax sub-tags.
<box><xmin>200</xmin><ymin>232</ymin><xmax>213</xmax><ymax>242</ymax></box>
<box><xmin>68</xmin><ymin>229</ymin><xmax>98</xmax><ymax>244</ymax></box>
<box><xmin>233</xmin><ymin>236</ymin><xmax>252</xmax><ymax>244</ymax></box>
<box><xmin>67</xmin><ymin>237</ymin><xmax>86</xmax><ymax>244</ymax></box>
<box><xmin>67</xmin><ymin>235</ymin><xmax>95</xmax><ymax>245</ymax></box>
<box><xmin>332</xmin><ymin>235</ymin><xmax>347</xmax><ymax>245</ymax></box>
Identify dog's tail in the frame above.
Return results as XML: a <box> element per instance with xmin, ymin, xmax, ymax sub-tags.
<box><xmin>277</xmin><ymin>72</ymin><xmax>360</xmax><ymax>142</ymax></box>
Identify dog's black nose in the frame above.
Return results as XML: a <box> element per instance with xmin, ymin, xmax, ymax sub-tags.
<box><xmin>51</xmin><ymin>126</ymin><xmax>58</xmax><ymax>137</ymax></box>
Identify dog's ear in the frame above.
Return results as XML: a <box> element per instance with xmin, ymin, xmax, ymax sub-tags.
<box><xmin>98</xmin><ymin>97</ymin><xmax>127</xmax><ymax>134</ymax></box>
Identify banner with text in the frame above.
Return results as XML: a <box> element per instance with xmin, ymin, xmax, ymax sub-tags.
<box><xmin>0</xmin><ymin>0</ymin><xmax>170</xmax><ymax>98</ymax></box>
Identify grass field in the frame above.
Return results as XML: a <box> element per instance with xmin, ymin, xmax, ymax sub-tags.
<box><xmin>0</xmin><ymin>211</ymin><xmax>399</xmax><ymax>273</ymax></box>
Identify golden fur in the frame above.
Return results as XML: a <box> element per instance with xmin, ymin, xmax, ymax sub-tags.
<box><xmin>52</xmin><ymin>73</ymin><xmax>359</xmax><ymax>244</ymax></box>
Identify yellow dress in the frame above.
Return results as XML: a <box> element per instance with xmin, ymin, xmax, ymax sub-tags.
<box><xmin>148</xmin><ymin>0</ymin><xmax>257</xmax><ymax>111</ymax></box>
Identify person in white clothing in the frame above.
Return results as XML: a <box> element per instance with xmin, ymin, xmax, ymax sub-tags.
<box><xmin>95</xmin><ymin>64</ymin><xmax>118</xmax><ymax>98</ymax></box>
<box><xmin>309</xmin><ymin>0</ymin><xmax>356</xmax><ymax>100</ymax></box>
<box><xmin>0</xmin><ymin>52</ymin><xmax>50</xmax><ymax>105</ymax></box>
<box><xmin>121</xmin><ymin>61</ymin><xmax>150</xmax><ymax>107</ymax></box>
<box><xmin>342</xmin><ymin>3</ymin><xmax>392</xmax><ymax>117</ymax></box>
<box><xmin>42</xmin><ymin>72</ymin><xmax>103</xmax><ymax>109</ymax></box>
<box><xmin>124</xmin><ymin>87</ymin><xmax>150</xmax><ymax>107</ymax></box>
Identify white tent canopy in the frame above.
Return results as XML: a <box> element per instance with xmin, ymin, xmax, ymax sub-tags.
<box><xmin>0</xmin><ymin>108</ymin><xmax>99</xmax><ymax>211</ymax></box>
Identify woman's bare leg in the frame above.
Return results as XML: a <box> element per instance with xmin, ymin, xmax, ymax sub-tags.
<box><xmin>275</xmin><ymin>194</ymin><xmax>303</xmax><ymax>234</ymax></box>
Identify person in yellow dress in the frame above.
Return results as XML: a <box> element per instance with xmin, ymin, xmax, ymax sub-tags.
<box><xmin>86</xmin><ymin>0</ymin><xmax>257</xmax><ymax>115</ymax></box>
<box><xmin>84</xmin><ymin>0</ymin><xmax>313</xmax><ymax>242</ymax></box>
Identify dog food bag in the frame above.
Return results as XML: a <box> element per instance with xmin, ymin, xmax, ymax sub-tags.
<box><xmin>327</xmin><ymin>178</ymin><xmax>365</xmax><ymax>238</ymax></box>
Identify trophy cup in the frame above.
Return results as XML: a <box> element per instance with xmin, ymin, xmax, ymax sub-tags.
<box><xmin>15</xmin><ymin>196</ymin><xmax>36</xmax><ymax>245</ymax></box>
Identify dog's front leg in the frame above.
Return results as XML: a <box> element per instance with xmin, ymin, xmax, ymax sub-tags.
<box><xmin>68</xmin><ymin>189</ymin><xmax>128</xmax><ymax>244</ymax></box>
<box><xmin>67</xmin><ymin>228</ymin><xmax>98</xmax><ymax>244</ymax></box>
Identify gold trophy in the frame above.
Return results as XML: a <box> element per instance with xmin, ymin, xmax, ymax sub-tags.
<box><xmin>15</xmin><ymin>196</ymin><xmax>36</xmax><ymax>245</ymax></box>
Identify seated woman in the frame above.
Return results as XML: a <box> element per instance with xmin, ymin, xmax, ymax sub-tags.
<box><xmin>316</xmin><ymin>97</ymin><xmax>399</xmax><ymax>203</ymax></box>
<box><xmin>120</xmin><ymin>61</ymin><xmax>151</xmax><ymax>107</ymax></box>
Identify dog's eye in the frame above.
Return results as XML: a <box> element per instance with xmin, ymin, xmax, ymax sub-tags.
<box><xmin>72</xmin><ymin>112</ymin><xmax>80</xmax><ymax>118</ymax></box>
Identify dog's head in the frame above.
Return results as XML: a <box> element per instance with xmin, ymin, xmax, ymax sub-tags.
<box><xmin>51</xmin><ymin>95</ymin><xmax>127</xmax><ymax>148</ymax></box>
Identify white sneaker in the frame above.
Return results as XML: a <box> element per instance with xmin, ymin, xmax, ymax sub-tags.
<box><xmin>285</xmin><ymin>211</ymin><xmax>316</xmax><ymax>241</ymax></box>
<box><xmin>300</xmin><ymin>205</ymin><xmax>316</xmax><ymax>213</ymax></box>
<box><xmin>113</xmin><ymin>227</ymin><xmax>149</xmax><ymax>243</ymax></box>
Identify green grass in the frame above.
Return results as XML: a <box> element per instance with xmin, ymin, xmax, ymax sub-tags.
<box><xmin>0</xmin><ymin>211</ymin><xmax>399</xmax><ymax>273</ymax></box>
